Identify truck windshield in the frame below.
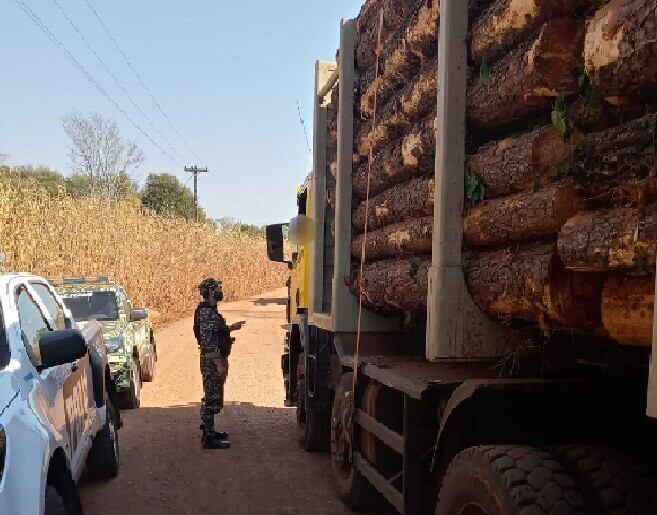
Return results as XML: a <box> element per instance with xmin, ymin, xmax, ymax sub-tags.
<box><xmin>0</xmin><ymin>302</ymin><xmax>8</xmax><ymax>371</ymax></box>
<box><xmin>61</xmin><ymin>291</ymin><xmax>120</xmax><ymax>322</ymax></box>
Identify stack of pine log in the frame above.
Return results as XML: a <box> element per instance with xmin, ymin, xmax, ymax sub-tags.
<box><xmin>350</xmin><ymin>0</ymin><xmax>657</xmax><ymax>346</ymax></box>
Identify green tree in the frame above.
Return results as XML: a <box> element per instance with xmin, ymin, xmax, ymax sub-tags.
<box><xmin>65</xmin><ymin>172</ymin><xmax>137</xmax><ymax>199</ymax></box>
<box><xmin>141</xmin><ymin>173</ymin><xmax>208</xmax><ymax>222</ymax></box>
<box><xmin>0</xmin><ymin>165</ymin><xmax>68</xmax><ymax>196</ymax></box>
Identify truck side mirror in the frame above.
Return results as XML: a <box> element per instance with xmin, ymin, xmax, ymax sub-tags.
<box><xmin>39</xmin><ymin>329</ymin><xmax>87</xmax><ymax>368</ymax></box>
<box><xmin>266</xmin><ymin>224</ymin><xmax>287</xmax><ymax>263</ymax></box>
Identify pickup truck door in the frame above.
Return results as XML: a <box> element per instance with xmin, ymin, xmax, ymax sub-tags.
<box><xmin>16</xmin><ymin>281</ymin><xmax>95</xmax><ymax>480</ymax></box>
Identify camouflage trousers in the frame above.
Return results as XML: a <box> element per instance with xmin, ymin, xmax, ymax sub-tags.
<box><xmin>200</xmin><ymin>354</ymin><xmax>229</xmax><ymax>429</ymax></box>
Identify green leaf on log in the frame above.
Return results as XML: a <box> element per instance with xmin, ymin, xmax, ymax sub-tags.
<box><xmin>479</xmin><ymin>59</ymin><xmax>489</xmax><ymax>86</ymax></box>
<box><xmin>466</xmin><ymin>175</ymin><xmax>485</xmax><ymax>204</ymax></box>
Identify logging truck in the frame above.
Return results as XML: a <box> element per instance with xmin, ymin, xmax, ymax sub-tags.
<box><xmin>267</xmin><ymin>1</ymin><xmax>657</xmax><ymax>513</ymax></box>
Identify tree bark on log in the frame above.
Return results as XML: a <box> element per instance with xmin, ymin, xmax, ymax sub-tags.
<box><xmin>353</xmin><ymin>177</ymin><xmax>434</xmax><ymax>232</ymax></box>
<box><xmin>558</xmin><ymin>204</ymin><xmax>657</xmax><ymax>272</ymax></box>
<box><xmin>353</xmin><ymin>113</ymin><xmax>436</xmax><ymax>199</ymax></box>
<box><xmin>359</xmin><ymin>1</ymin><xmax>439</xmax><ymax>119</ymax></box>
<box><xmin>355</xmin><ymin>0</ymin><xmax>423</xmax><ymax>72</ymax></box>
<box><xmin>602</xmin><ymin>275</ymin><xmax>654</xmax><ymax>346</ymax></box>
<box><xmin>464</xmin><ymin>181</ymin><xmax>582</xmax><ymax>247</ymax></box>
<box><xmin>571</xmin><ymin>113</ymin><xmax>657</xmax><ymax>200</ymax></box>
<box><xmin>467</xmin><ymin>18</ymin><xmax>584</xmax><ymax>131</ymax></box>
<box><xmin>467</xmin><ymin>126</ymin><xmax>573</xmax><ymax>198</ymax></box>
<box><xmin>464</xmin><ymin>242</ymin><xmax>603</xmax><ymax>328</ymax></box>
<box><xmin>585</xmin><ymin>0</ymin><xmax>657</xmax><ymax>106</ymax></box>
<box><xmin>470</xmin><ymin>0</ymin><xmax>583</xmax><ymax>65</ymax></box>
<box><xmin>352</xmin><ymin>256</ymin><xmax>431</xmax><ymax>314</ymax></box>
<box><xmin>352</xmin><ymin>217</ymin><xmax>433</xmax><ymax>261</ymax></box>
<box><xmin>358</xmin><ymin>60</ymin><xmax>437</xmax><ymax>152</ymax></box>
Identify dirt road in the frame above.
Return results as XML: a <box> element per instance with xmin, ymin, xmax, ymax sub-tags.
<box><xmin>80</xmin><ymin>288</ymin><xmax>353</xmax><ymax>515</ymax></box>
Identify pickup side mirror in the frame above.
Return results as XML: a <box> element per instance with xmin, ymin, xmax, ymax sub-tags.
<box><xmin>39</xmin><ymin>329</ymin><xmax>87</xmax><ymax>368</ymax></box>
<box><xmin>266</xmin><ymin>224</ymin><xmax>287</xmax><ymax>263</ymax></box>
<box><xmin>130</xmin><ymin>308</ymin><xmax>148</xmax><ymax>322</ymax></box>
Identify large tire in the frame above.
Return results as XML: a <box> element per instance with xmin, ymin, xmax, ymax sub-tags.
<box><xmin>44</xmin><ymin>486</ymin><xmax>67</xmax><ymax>515</ymax></box>
<box><xmin>437</xmin><ymin>445</ymin><xmax>589</xmax><ymax>515</ymax></box>
<box><xmin>549</xmin><ymin>445</ymin><xmax>657</xmax><ymax>515</ymax></box>
<box><xmin>297</xmin><ymin>377</ymin><xmax>330</xmax><ymax>452</ymax></box>
<box><xmin>331</xmin><ymin>373</ymin><xmax>383</xmax><ymax>511</ymax></box>
<box><xmin>86</xmin><ymin>393</ymin><xmax>120</xmax><ymax>479</ymax></box>
<box><xmin>119</xmin><ymin>359</ymin><xmax>141</xmax><ymax>409</ymax></box>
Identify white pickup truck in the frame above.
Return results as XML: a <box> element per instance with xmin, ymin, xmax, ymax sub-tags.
<box><xmin>0</xmin><ymin>273</ymin><xmax>121</xmax><ymax>515</ymax></box>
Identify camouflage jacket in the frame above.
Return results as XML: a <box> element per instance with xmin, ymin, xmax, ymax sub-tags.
<box><xmin>193</xmin><ymin>301</ymin><xmax>232</xmax><ymax>356</ymax></box>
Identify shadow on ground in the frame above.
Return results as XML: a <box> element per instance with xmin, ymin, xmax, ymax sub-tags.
<box><xmin>79</xmin><ymin>404</ymin><xmax>358</xmax><ymax>515</ymax></box>
<box><xmin>252</xmin><ymin>297</ymin><xmax>287</xmax><ymax>306</ymax></box>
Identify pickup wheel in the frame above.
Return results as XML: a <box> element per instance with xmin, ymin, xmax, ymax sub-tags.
<box><xmin>45</xmin><ymin>477</ymin><xmax>83</xmax><ymax>515</ymax></box>
<box><xmin>45</xmin><ymin>485</ymin><xmax>66</xmax><ymax>515</ymax></box>
<box><xmin>141</xmin><ymin>332</ymin><xmax>157</xmax><ymax>382</ymax></box>
<box><xmin>86</xmin><ymin>391</ymin><xmax>120</xmax><ymax>479</ymax></box>
<box><xmin>119</xmin><ymin>359</ymin><xmax>141</xmax><ymax>409</ymax></box>
<box><xmin>436</xmin><ymin>445</ymin><xmax>588</xmax><ymax>515</ymax></box>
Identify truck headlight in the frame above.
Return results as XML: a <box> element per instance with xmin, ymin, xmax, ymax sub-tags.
<box><xmin>0</xmin><ymin>424</ymin><xmax>6</xmax><ymax>481</ymax></box>
<box><xmin>105</xmin><ymin>335</ymin><xmax>125</xmax><ymax>353</ymax></box>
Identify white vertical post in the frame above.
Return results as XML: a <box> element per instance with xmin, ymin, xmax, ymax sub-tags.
<box><xmin>332</xmin><ymin>19</ymin><xmax>397</xmax><ymax>333</ymax></box>
<box><xmin>310</xmin><ymin>61</ymin><xmax>336</xmax><ymax>316</ymax></box>
<box><xmin>332</xmin><ymin>18</ymin><xmax>360</xmax><ymax>332</ymax></box>
<box><xmin>426</xmin><ymin>0</ymin><xmax>519</xmax><ymax>360</ymax></box>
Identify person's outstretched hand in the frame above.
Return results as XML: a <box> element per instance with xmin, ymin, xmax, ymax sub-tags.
<box><xmin>230</xmin><ymin>321</ymin><xmax>246</xmax><ymax>331</ymax></box>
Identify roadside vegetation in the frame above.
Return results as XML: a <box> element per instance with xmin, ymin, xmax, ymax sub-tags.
<box><xmin>1</xmin><ymin>112</ymin><xmax>286</xmax><ymax>325</ymax></box>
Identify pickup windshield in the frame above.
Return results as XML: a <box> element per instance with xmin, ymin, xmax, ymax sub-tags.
<box><xmin>62</xmin><ymin>291</ymin><xmax>120</xmax><ymax>322</ymax></box>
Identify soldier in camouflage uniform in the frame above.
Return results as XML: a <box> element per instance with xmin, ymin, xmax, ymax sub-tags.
<box><xmin>194</xmin><ymin>278</ymin><xmax>245</xmax><ymax>449</ymax></box>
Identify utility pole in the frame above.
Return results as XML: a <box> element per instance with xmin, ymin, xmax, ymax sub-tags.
<box><xmin>184</xmin><ymin>166</ymin><xmax>208</xmax><ymax>222</ymax></box>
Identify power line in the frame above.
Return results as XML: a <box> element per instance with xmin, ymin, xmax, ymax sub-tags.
<box><xmin>296</xmin><ymin>99</ymin><xmax>312</xmax><ymax>155</ymax></box>
<box><xmin>12</xmin><ymin>0</ymin><xmax>180</xmax><ymax>166</ymax></box>
<box><xmin>82</xmin><ymin>0</ymin><xmax>201</xmax><ymax>161</ymax></box>
<box><xmin>52</xmin><ymin>0</ymin><xmax>180</xmax><ymax>161</ymax></box>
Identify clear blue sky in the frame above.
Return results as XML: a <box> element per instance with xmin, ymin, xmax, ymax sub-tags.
<box><xmin>0</xmin><ymin>0</ymin><xmax>362</xmax><ymax>225</ymax></box>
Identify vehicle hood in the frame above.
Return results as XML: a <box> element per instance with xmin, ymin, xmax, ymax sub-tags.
<box><xmin>77</xmin><ymin>319</ymin><xmax>125</xmax><ymax>339</ymax></box>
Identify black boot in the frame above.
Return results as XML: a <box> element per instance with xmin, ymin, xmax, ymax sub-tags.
<box><xmin>199</xmin><ymin>424</ymin><xmax>228</xmax><ymax>440</ymax></box>
<box><xmin>202</xmin><ymin>432</ymin><xmax>231</xmax><ymax>450</ymax></box>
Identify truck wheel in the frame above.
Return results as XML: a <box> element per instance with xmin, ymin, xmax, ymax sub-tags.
<box><xmin>297</xmin><ymin>377</ymin><xmax>330</xmax><ymax>452</ymax></box>
<box><xmin>45</xmin><ymin>485</ymin><xmax>67</xmax><ymax>515</ymax></box>
<box><xmin>549</xmin><ymin>445</ymin><xmax>657</xmax><ymax>515</ymax></box>
<box><xmin>86</xmin><ymin>391</ymin><xmax>120</xmax><ymax>479</ymax></box>
<box><xmin>437</xmin><ymin>445</ymin><xmax>588</xmax><ymax>515</ymax></box>
<box><xmin>331</xmin><ymin>373</ymin><xmax>381</xmax><ymax>511</ymax></box>
<box><xmin>119</xmin><ymin>359</ymin><xmax>141</xmax><ymax>409</ymax></box>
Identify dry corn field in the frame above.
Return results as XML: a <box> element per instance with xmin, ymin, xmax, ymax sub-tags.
<box><xmin>0</xmin><ymin>175</ymin><xmax>288</xmax><ymax>325</ymax></box>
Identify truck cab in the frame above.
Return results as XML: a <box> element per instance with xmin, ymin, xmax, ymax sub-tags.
<box><xmin>267</xmin><ymin>180</ymin><xmax>312</xmax><ymax>408</ymax></box>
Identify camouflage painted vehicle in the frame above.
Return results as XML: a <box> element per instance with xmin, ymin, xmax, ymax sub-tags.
<box><xmin>52</xmin><ymin>277</ymin><xmax>157</xmax><ymax>409</ymax></box>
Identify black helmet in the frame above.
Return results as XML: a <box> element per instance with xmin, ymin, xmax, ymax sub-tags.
<box><xmin>198</xmin><ymin>278</ymin><xmax>222</xmax><ymax>297</ymax></box>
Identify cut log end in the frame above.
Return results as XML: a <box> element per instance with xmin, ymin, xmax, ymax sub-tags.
<box><xmin>602</xmin><ymin>275</ymin><xmax>655</xmax><ymax>347</ymax></box>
